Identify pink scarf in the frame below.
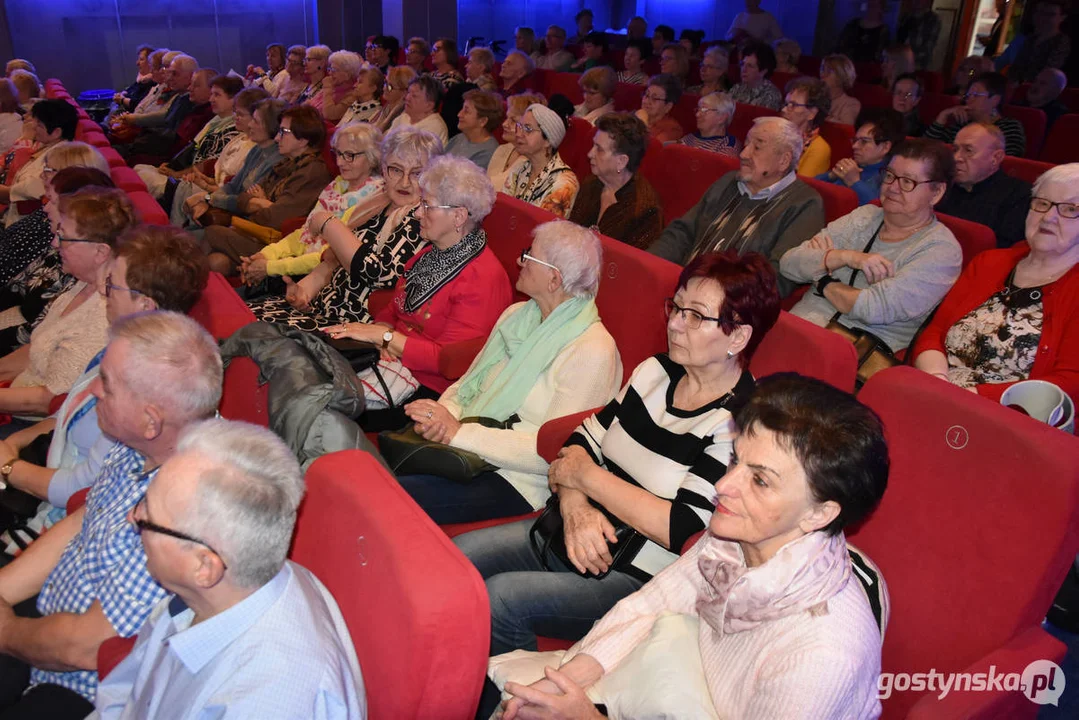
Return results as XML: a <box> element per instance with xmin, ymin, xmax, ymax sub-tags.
<box><xmin>695</xmin><ymin>531</ymin><xmax>851</xmax><ymax>635</ymax></box>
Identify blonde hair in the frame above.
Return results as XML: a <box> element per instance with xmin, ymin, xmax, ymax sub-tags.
<box><xmin>821</xmin><ymin>54</ymin><xmax>857</xmax><ymax>91</ymax></box>
<box><xmin>386</xmin><ymin>65</ymin><xmax>418</xmax><ymax>91</ymax></box>
<box><xmin>5</xmin><ymin>59</ymin><xmax>35</xmax><ymax>76</ymax></box>
<box><xmin>580</xmin><ymin>66</ymin><xmax>616</xmax><ymax>99</ymax></box>
<box><xmin>507</xmin><ymin>92</ymin><xmax>547</xmax><ymax>119</ymax></box>
<box><xmin>45</xmin><ymin>141</ymin><xmax>110</xmax><ymax>175</ymax></box>
<box><xmin>9</xmin><ymin>69</ymin><xmax>40</xmax><ymax>101</ymax></box>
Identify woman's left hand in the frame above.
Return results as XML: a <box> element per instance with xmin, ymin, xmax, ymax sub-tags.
<box><xmin>323</xmin><ymin>322</ymin><xmax>380</xmax><ymax>344</ymax></box>
<box><xmin>246</xmin><ymin>197</ymin><xmax>273</xmax><ymax>212</ymax></box>
<box><xmin>503</xmin><ymin>667</ymin><xmax>604</xmax><ymax>720</ymax></box>
<box><xmin>307</xmin><ymin>210</ymin><xmax>335</xmax><ymax>235</ymax></box>
<box><xmin>548</xmin><ymin>445</ymin><xmax>597</xmax><ymax>493</ymax></box>
<box><xmin>404</xmin><ymin>399</ymin><xmax>462</xmax><ymax>444</ymax></box>
<box><xmin>833</xmin><ymin>158</ymin><xmax>861</xmax><ymax>186</ymax></box>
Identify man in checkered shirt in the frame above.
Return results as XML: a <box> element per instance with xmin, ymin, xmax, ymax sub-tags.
<box><xmin>0</xmin><ymin>312</ymin><xmax>223</xmax><ymax>717</ymax></box>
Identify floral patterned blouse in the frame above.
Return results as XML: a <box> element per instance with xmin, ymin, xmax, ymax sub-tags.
<box><xmin>504</xmin><ymin>152</ymin><xmax>579</xmax><ymax>218</ymax></box>
<box><xmin>945</xmin><ymin>274</ymin><xmax>1044</xmax><ymax>389</ymax></box>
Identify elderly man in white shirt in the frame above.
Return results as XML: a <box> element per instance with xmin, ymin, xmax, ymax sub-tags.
<box><xmin>90</xmin><ymin>419</ymin><xmax>366</xmax><ymax>720</ymax></box>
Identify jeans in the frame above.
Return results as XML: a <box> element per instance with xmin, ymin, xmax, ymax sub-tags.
<box><xmin>397</xmin><ymin>471</ymin><xmax>534</xmax><ymax>524</ymax></box>
<box><xmin>454</xmin><ymin>518</ymin><xmax>645</xmax><ymax>656</ymax></box>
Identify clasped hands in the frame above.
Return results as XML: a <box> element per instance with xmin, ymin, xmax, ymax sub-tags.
<box><xmin>403</xmin><ymin>399</ymin><xmax>461</xmax><ymax>444</ymax></box>
<box><xmin>809</xmin><ymin>234</ymin><xmax>894</xmax><ymax>284</ymax></box>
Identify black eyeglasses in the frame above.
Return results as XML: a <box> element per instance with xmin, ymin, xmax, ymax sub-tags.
<box><xmin>1031</xmin><ymin>197</ymin><xmax>1079</xmax><ymax>219</ymax></box>
<box><xmin>54</xmin><ymin>230</ymin><xmax>99</xmax><ymax>245</ymax></box>
<box><xmin>132</xmin><ymin>497</ymin><xmax>228</xmax><ymax>570</ymax></box>
<box><xmin>333</xmin><ymin>148</ymin><xmax>363</xmax><ymax>163</ymax></box>
<box><xmin>665</xmin><ymin>298</ymin><xmax>723</xmax><ymax>330</ymax></box>
<box><xmin>881</xmin><ymin>168</ymin><xmax>934</xmax><ymax>193</ymax></box>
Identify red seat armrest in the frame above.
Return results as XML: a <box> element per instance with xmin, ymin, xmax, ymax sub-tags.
<box><xmin>537</xmin><ymin>408</ymin><xmax>598</xmax><ymax>463</ymax></box>
<box><xmin>366</xmin><ymin>289</ymin><xmax>394</xmax><ymax>319</ymax></box>
<box><xmin>905</xmin><ymin>626</ymin><xmax>1065</xmax><ymax>719</ymax></box>
<box><xmin>47</xmin><ymin>393</ymin><xmax>68</xmax><ymax>416</ymax></box>
<box><xmin>66</xmin><ymin>488</ymin><xmax>90</xmax><ymax>515</ymax></box>
<box><xmin>437</xmin><ymin>337</ymin><xmax>486</xmax><ymax>380</ymax></box>
<box><xmin>280</xmin><ymin>216</ymin><xmax>305</xmax><ymax>237</ymax></box>
<box><xmin>97</xmin><ymin>635</ymin><xmax>137</xmax><ymax>679</ymax></box>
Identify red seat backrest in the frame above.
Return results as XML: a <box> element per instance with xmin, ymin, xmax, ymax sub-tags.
<box><xmin>187</xmin><ymin>272</ymin><xmax>269</xmax><ymax>426</ymax></box>
<box><xmin>850</xmin><ymin>82</ymin><xmax>892</xmax><ymax>110</ymax></box>
<box><xmin>854</xmin><ymin>61</ymin><xmax>883</xmax><ymax>84</ymax></box>
<box><xmin>546</xmin><ymin>72</ymin><xmax>583</xmax><ymax>105</ymax></box>
<box><xmin>852</xmin><ymin>366</ymin><xmax>1079</xmax><ymax>718</ymax></box>
<box><xmin>1039</xmin><ymin>113</ymin><xmax>1079</xmax><ymax>163</ymax></box>
<box><xmin>481</xmin><ymin>194</ymin><xmax>548</xmax><ymax>286</ymax></box>
<box><xmin>796</xmin><ymin>55</ymin><xmax>822</xmax><ymax>77</ymax></box>
<box><xmin>1061</xmin><ymin>88</ymin><xmax>1079</xmax><ymax>113</ymax></box>
<box><xmin>109</xmin><ymin>166</ymin><xmax>146</xmax><ymax>193</ymax></box>
<box><xmin>76</xmin><ymin>119</ymin><xmax>99</xmax><ymax>138</ymax></box>
<box><xmin>769</xmin><ymin>71</ymin><xmax>801</xmax><ymax>93</ymax></box>
<box><xmin>936</xmin><ymin>211</ymin><xmax>996</xmax><ymax>267</ymax></box>
<box><xmin>914</xmin><ymin>69</ymin><xmax>944</xmax><ymax>94</ymax></box>
<box><xmin>594</xmin><ymin>236</ymin><xmax>682</xmax><ymax>382</ymax></box>
<box><xmin>293</xmin><ymin>451</ymin><xmax>489</xmax><ymax>720</ymax></box>
<box><xmin>918</xmin><ymin>92</ymin><xmax>960</xmax><ymax>126</ymax></box>
<box><xmin>640</xmin><ymin>142</ymin><xmax>737</xmax><ymax>222</ymax></box>
<box><xmin>98</xmin><ymin>146</ymin><xmax>126</xmax><ymax>168</ymax></box>
<box><xmin>613</xmin><ymin>82</ymin><xmax>645</xmax><ymax>111</ymax></box>
<box><xmin>82</xmin><ymin>132</ymin><xmax>110</xmax><ymax>148</ymax></box>
<box><xmin>559</xmin><ymin>116</ymin><xmax>597</xmax><ymax>181</ymax></box>
<box><xmin>1003</xmin><ymin>104</ymin><xmax>1046</xmax><ymax>158</ymax></box>
<box><xmin>669</xmin><ymin>92</ymin><xmax>699</xmax><ymax>135</ymax></box>
<box><xmin>530</xmin><ymin>68</ymin><xmax>553</xmax><ymax>97</ymax></box>
<box><xmin>322</xmin><ymin>120</ymin><xmax>339</xmax><ymax>176</ymax></box>
<box><xmin>819</xmin><ymin>121</ymin><xmax>855</xmax><ymax>162</ymax></box>
<box><xmin>1001</xmin><ymin>155</ymin><xmax>1053</xmax><ymax>185</ymax></box>
<box><xmin>730</xmin><ymin>102</ymin><xmax>780</xmax><ymax>144</ymax></box>
<box><xmin>801</xmin><ymin>176</ymin><xmax>859</xmax><ymax>223</ymax></box>
<box><xmin>127</xmin><ymin>191</ymin><xmax>169</xmax><ymax>225</ymax></box>
<box><xmin>750</xmin><ymin>311</ymin><xmax>858</xmax><ymax>392</ymax></box>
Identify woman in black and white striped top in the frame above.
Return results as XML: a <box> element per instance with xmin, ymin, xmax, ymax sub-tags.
<box><xmin>455</xmin><ymin>251</ymin><xmax>781</xmax><ymax>656</ymax></box>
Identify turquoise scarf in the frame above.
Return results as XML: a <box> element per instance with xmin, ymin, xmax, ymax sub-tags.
<box><xmin>456</xmin><ymin>297</ymin><xmax>599</xmax><ymax>421</ymax></box>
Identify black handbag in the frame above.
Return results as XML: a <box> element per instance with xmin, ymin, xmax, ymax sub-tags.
<box><xmin>529</xmin><ymin>494</ymin><xmax>646</xmax><ymax>580</ymax></box>
<box><xmin>378</xmin><ymin>414</ymin><xmax>518</xmax><ymax>484</ymax></box>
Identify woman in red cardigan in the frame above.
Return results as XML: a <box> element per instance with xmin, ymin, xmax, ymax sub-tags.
<box><xmin>913</xmin><ymin>163</ymin><xmax>1079</xmax><ymax>403</ymax></box>
<box><xmin>324</xmin><ymin>153</ymin><xmax>512</xmax><ymax>411</ymax></box>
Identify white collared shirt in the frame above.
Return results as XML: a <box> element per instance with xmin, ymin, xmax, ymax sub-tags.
<box><xmin>736</xmin><ymin>170</ymin><xmax>798</xmax><ymax>201</ymax></box>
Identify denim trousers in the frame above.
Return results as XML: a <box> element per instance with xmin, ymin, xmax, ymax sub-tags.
<box><xmin>397</xmin><ymin>471</ymin><xmax>534</xmax><ymax>525</ymax></box>
<box><xmin>455</xmin><ymin>518</ymin><xmax>645</xmax><ymax>656</ymax></box>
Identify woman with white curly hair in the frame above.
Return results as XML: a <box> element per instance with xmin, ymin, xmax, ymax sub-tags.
<box><xmin>320</xmin><ymin>50</ymin><xmax>365</xmax><ymax>123</ymax></box>
<box><xmin>324</xmin><ymin>152</ymin><xmax>514</xmax><ymax>413</ymax></box>
<box><xmin>399</xmin><ymin>220</ymin><xmax>624</xmax><ymax>523</ymax></box>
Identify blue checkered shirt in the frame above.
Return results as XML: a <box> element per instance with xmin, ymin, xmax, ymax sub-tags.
<box><xmin>32</xmin><ymin>443</ymin><xmax>166</xmax><ymax>702</ymax></box>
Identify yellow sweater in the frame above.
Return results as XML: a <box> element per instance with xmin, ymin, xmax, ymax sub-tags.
<box><xmin>797</xmin><ymin>134</ymin><xmax>831</xmax><ymax>178</ymax></box>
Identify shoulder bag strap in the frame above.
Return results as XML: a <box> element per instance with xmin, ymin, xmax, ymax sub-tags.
<box><xmin>830</xmin><ymin>220</ymin><xmax>885</xmax><ymax>325</ymax></box>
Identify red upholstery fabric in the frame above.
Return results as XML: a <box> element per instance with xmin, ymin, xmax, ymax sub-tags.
<box><xmin>98</xmin><ymin>636</ymin><xmax>137</xmax><ymax>679</ymax></box>
<box><xmin>294</xmin><ymin>451</ymin><xmax>490</xmax><ymax>720</ymax></box>
<box><xmin>1001</xmin><ymin>156</ymin><xmax>1053</xmax><ymax>185</ymax></box>
<box><xmin>641</xmin><ymin>143</ymin><xmax>737</xmax><ymax>222</ymax></box>
<box><xmin>537</xmin><ymin>408</ymin><xmax>595</xmax><ymax>463</ymax></box>
<box><xmin>98</xmin><ymin>146</ymin><xmax>126</xmax><ymax>169</ymax></box>
<box><xmin>853</xmin><ymin>366</ymin><xmax>1079</xmax><ymax>718</ymax></box>
<box><xmin>481</xmin><ymin>193</ymin><xmax>544</xmax><ymax>285</ymax></box>
<box><xmin>108</xmin><ymin>166</ymin><xmax>146</xmax><ymax>193</ymax></box>
<box><xmin>819</xmin><ymin>121</ymin><xmax>854</xmax><ymax>162</ymax></box>
<box><xmin>65</xmin><ymin>487</ymin><xmax>89</xmax><ymax>515</ymax></box>
<box><xmin>800</xmin><ymin>176</ymin><xmax>859</xmax><ymax>223</ymax></box>
<box><xmin>797</xmin><ymin>55</ymin><xmax>822</xmax><ymax>76</ymax></box>
<box><xmin>1062</xmin><ymin>89</ymin><xmax>1079</xmax><ymax>113</ymax></box>
<box><xmin>127</xmin><ymin>191</ymin><xmax>169</xmax><ymax>225</ymax></box>
<box><xmin>914</xmin><ymin>70</ymin><xmax>944</xmax><ymax>94</ymax></box>
<box><xmin>47</xmin><ymin>393</ymin><xmax>68</xmax><ymax>416</ymax></box>
<box><xmin>669</xmin><ymin>93</ymin><xmax>699</xmax><ymax>135</ymax></box>
<box><xmin>82</xmin><ymin>132</ymin><xmax>110</xmax><ymax>148</ymax></box>
<box><xmin>1040</xmin><ymin>113</ymin><xmax>1079</xmax><ymax>164</ymax></box>
<box><xmin>280</xmin><ymin>216</ymin><xmax>305</xmax><ymax>236</ymax></box>
<box><xmin>366</xmin><ymin>289</ymin><xmax>394</xmax><ymax>318</ymax></box>
<box><xmin>559</xmin><ymin>117</ymin><xmax>597</xmax><ymax>182</ymax></box>
<box><xmin>769</xmin><ymin>72</ymin><xmax>800</xmax><ymax>93</ymax></box>
<box><xmin>936</xmin><ymin>211</ymin><xmax>996</xmax><ymax>268</ymax></box>
<box><xmin>853</xmin><ymin>61</ymin><xmax>883</xmax><ymax>84</ymax></box>
<box><xmin>76</xmin><ymin>119</ymin><xmax>99</xmax><ymax>137</ymax></box>
<box><xmin>851</xmin><ymin>82</ymin><xmax>892</xmax><ymax>110</ymax></box>
<box><xmin>729</xmin><ymin>102</ymin><xmax>779</xmax><ymax>145</ymax></box>
<box><xmin>918</xmin><ymin>92</ymin><xmax>960</xmax><ymax>126</ymax></box>
<box><xmin>187</xmin><ymin>272</ymin><xmax>269</xmax><ymax>426</ymax></box>
<box><xmin>437</xmin><ymin>337</ymin><xmax>486</xmax><ymax>380</ymax></box>
<box><xmin>1003</xmin><ymin>104</ymin><xmax>1047</xmax><ymax>158</ymax></box>
<box><xmin>750</xmin><ymin>311</ymin><xmax>858</xmax><ymax>392</ymax></box>
<box><xmin>545</xmin><ymin>72</ymin><xmax>583</xmax><ymax>105</ymax></box>
<box><xmin>612</xmin><ymin>82</ymin><xmax>645</xmax><ymax>112</ymax></box>
<box><xmin>322</xmin><ymin>120</ymin><xmax>339</xmax><ymax>176</ymax></box>
<box><xmin>440</xmin><ymin>511</ymin><xmax>541</xmax><ymax>539</ymax></box>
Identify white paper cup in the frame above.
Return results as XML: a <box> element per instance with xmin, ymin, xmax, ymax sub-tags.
<box><xmin>1001</xmin><ymin>380</ymin><xmax>1075</xmax><ymax>433</ymax></box>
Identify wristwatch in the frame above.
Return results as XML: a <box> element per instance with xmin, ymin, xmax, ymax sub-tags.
<box><xmin>381</xmin><ymin>330</ymin><xmax>394</xmax><ymax>349</ymax></box>
<box><xmin>816</xmin><ymin>275</ymin><xmax>839</xmax><ymax>298</ymax></box>
<box><xmin>0</xmin><ymin>460</ymin><xmax>15</xmax><ymax>490</ymax></box>
<box><xmin>203</xmin><ymin>193</ymin><xmax>212</xmax><ymax>204</ymax></box>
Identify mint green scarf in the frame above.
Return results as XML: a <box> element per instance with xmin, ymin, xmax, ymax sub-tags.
<box><xmin>456</xmin><ymin>297</ymin><xmax>599</xmax><ymax>421</ymax></box>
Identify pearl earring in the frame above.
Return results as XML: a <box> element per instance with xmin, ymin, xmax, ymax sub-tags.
<box><xmin>726</xmin><ymin>350</ymin><xmax>734</xmax><ymax>358</ymax></box>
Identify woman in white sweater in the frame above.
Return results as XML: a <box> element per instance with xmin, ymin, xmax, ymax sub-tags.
<box><xmin>398</xmin><ymin>220</ymin><xmax>622</xmax><ymax>523</ymax></box>
<box><xmin>456</xmin><ymin>251</ymin><xmax>782</xmax><ymax>664</ymax></box>
<box><xmin>495</xmin><ymin>374</ymin><xmax>890</xmax><ymax>720</ymax></box>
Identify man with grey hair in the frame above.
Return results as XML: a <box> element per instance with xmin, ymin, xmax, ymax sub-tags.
<box><xmin>91</xmin><ymin>419</ymin><xmax>365</xmax><ymax>719</ymax></box>
<box><xmin>648</xmin><ymin>116</ymin><xmax>825</xmax><ymax>296</ymax></box>
<box><xmin>499</xmin><ymin>50</ymin><xmax>538</xmax><ymax>97</ymax></box>
<box><xmin>119</xmin><ymin>55</ymin><xmax>214</xmax><ymax>163</ymax></box>
<box><xmin>1019</xmin><ymin>67</ymin><xmax>1071</xmax><ymax>129</ymax></box>
<box><xmin>535</xmin><ymin>25</ymin><xmax>575</xmax><ymax>71</ymax></box>
<box><xmin>937</xmin><ymin>122</ymin><xmax>1031</xmax><ymax>248</ymax></box>
<box><xmin>0</xmin><ymin>312</ymin><xmax>222</xmax><ymax>717</ymax></box>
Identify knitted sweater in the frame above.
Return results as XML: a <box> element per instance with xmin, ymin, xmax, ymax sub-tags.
<box><xmin>781</xmin><ymin>204</ymin><xmax>963</xmax><ymax>352</ymax></box>
<box><xmin>563</xmin><ymin>531</ymin><xmax>883</xmax><ymax>719</ymax></box>
<box><xmin>441</xmin><ymin>302</ymin><xmax>623</xmax><ymax>509</ymax></box>
<box><xmin>912</xmin><ymin>242</ymin><xmax>1079</xmax><ymax>403</ymax></box>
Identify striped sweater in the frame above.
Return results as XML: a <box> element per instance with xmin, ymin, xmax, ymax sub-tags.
<box><xmin>566</xmin><ymin>355</ymin><xmax>755</xmax><ymax>580</ymax></box>
<box><xmin>925</xmin><ymin>115</ymin><xmax>1027</xmax><ymax>158</ymax></box>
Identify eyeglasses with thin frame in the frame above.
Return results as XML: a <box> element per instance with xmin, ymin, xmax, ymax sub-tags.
<box><xmin>852</xmin><ymin>135</ymin><xmax>878</xmax><ymax>146</ymax></box>
<box><xmin>519</xmin><ymin>246</ymin><xmax>561</xmax><ymax>273</ymax></box>
<box><xmin>665</xmin><ymin>298</ymin><xmax>722</xmax><ymax>330</ymax></box>
<box><xmin>54</xmin><ymin>230</ymin><xmax>99</xmax><ymax>245</ymax></box>
<box><xmin>131</xmin><ymin>497</ymin><xmax>229</xmax><ymax>571</ymax></box>
<box><xmin>893</xmin><ymin>90</ymin><xmax>917</xmax><ymax>99</ymax></box>
<box><xmin>385</xmin><ymin>164</ymin><xmax>422</xmax><ymax>183</ymax></box>
<box><xmin>515</xmin><ymin>121</ymin><xmax>539</xmax><ymax>135</ymax></box>
<box><xmin>881</xmin><ymin>168</ymin><xmax>934</xmax><ymax>193</ymax></box>
<box><xmin>783</xmin><ymin>100</ymin><xmax>812</xmax><ymax>110</ymax></box>
<box><xmin>696</xmin><ymin>105</ymin><xmax>720</xmax><ymax>114</ymax></box>
<box><xmin>276</xmin><ymin>126</ymin><xmax>295</xmax><ymax>137</ymax></box>
<box><xmin>104</xmin><ymin>273</ymin><xmax>146</xmax><ymax>299</ymax></box>
<box><xmin>964</xmin><ymin>90</ymin><xmax>989</xmax><ymax>99</ymax></box>
<box><xmin>419</xmin><ymin>198</ymin><xmax>463</xmax><ymax>213</ymax></box>
<box><xmin>643</xmin><ymin>92</ymin><xmax>668</xmax><ymax>103</ymax></box>
<box><xmin>1031</xmin><ymin>197</ymin><xmax>1079</xmax><ymax>219</ymax></box>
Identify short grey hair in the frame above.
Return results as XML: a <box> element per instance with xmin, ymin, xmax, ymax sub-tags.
<box><xmin>701</xmin><ymin>91</ymin><xmax>735</xmax><ymax>123</ymax></box>
<box><xmin>1033</xmin><ymin>162</ymin><xmax>1079</xmax><ymax>196</ymax></box>
<box><xmin>532</xmin><ymin>220</ymin><xmax>603</xmax><ymax>299</ymax></box>
<box><xmin>176</xmin><ymin>419</ymin><xmax>304</xmax><ymax>589</ymax></box>
<box><xmin>328</xmin><ymin>50</ymin><xmax>362</xmax><ymax>80</ymax></box>
<box><xmin>752</xmin><ymin>116</ymin><xmax>804</xmax><ymax>173</ymax></box>
<box><xmin>162</xmin><ymin>50</ymin><xmax>183</xmax><ymax>67</ymax></box>
<box><xmin>306</xmin><ymin>44</ymin><xmax>331</xmax><ymax>62</ymax></box>
<box><xmin>333</xmin><ymin>123</ymin><xmax>383</xmax><ymax>174</ymax></box>
<box><xmin>171</xmin><ymin>54</ymin><xmax>198</xmax><ymax>74</ymax></box>
<box><xmin>469</xmin><ymin>47</ymin><xmax>495</xmax><ymax>72</ymax></box>
<box><xmin>703</xmin><ymin>45</ymin><xmax>729</xmax><ymax>70</ymax></box>
<box><xmin>381</xmin><ymin>125</ymin><xmax>444</xmax><ymax>172</ymax></box>
<box><xmin>419</xmin><ymin>154</ymin><xmax>495</xmax><ymax>223</ymax></box>
<box><xmin>506</xmin><ymin>50</ymin><xmax>536</xmax><ymax>74</ymax></box>
<box><xmin>110</xmin><ymin>311</ymin><xmax>223</xmax><ymax>424</ymax></box>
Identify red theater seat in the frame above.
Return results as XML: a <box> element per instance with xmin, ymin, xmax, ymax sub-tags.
<box><xmin>918</xmin><ymin>92</ymin><xmax>960</xmax><ymax>127</ymax></box>
<box><xmin>558</xmin><ymin>116</ymin><xmax>597</xmax><ymax>181</ymax></box>
<box><xmin>98</xmin><ymin>146</ymin><xmax>126</xmax><ymax>169</ymax></box>
<box><xmin>729</xmin><ymin>102</ymin><xmax>779</xmax><ymax>145</ymax></box>
<box><xmin>936</xmin><ymin>212</ymin><xmax>996</xmax><ymax>267</ymax></box>
<box><xmin>613</xmin><ymin>82</ymin><xmax>645</xmax><ymax>112</ymax></box>
<box><xmin>1003</xmin><ymin>104</ymin><xmax>1046</xmax><ymax>158</ymax></box>
<box><xmin>641</xmin><ymin>142</ymin><xmax>738</xmax><ymax>222</ymax></box>
<box><xmin>1001</xmin><ymin>155</ymin><xmax>1053</xmax><ymax>185</ymax></box>
<box><xmin>669</xmin><ymin>93</ymin><xmax>699</xmax><ymax>135</ymax></box>
<box><xmin>1040</xmin><ymin>114</ymin><xmax>1079</xmax><ymax>164</ymax></box>
<box><xmin>819</xmin><ymin>121</ymin><xmax>855</xmax><ymax>162</ymax></box>
<box><xmin>801</xmin><ymin>176</ymin><xmax>859</xmax><ymax>223</ymax></box>
<box><xmin>126</xmin><ymin>191</ymin><xmax>168</xmax><ymax>225</ymax></box>
<box><xmin>851</xmin><ymin>82</ymin><xmax>892</xmax><ymax>110</ymax></box>
<box><xmin>294</xmin><ymin>451</ymin><xmax>489</xmax><ymax>720</ymax></box>
<box><xmin>546</xmin><ymin>72</ymin><xmax>583</xmax><ymax>105</ymax></box>
<box><xmin>82</xmin><ymin>132</ymin><xmax>110</xmax><ymax>149</ymax></box>
<box><xmin>750</xmin><ymin>311</ymin><xmax>858</xmax><ymax>392</ymax></box>
<box><xmin>853</xmin><ymin>366</ymin><xmax>1079</xmax><ymax>719</ymax></box>
<box><xmin>108</xmin><ymin>166</ymin><xmax>146</xmax><ymax>193</ymax></box>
